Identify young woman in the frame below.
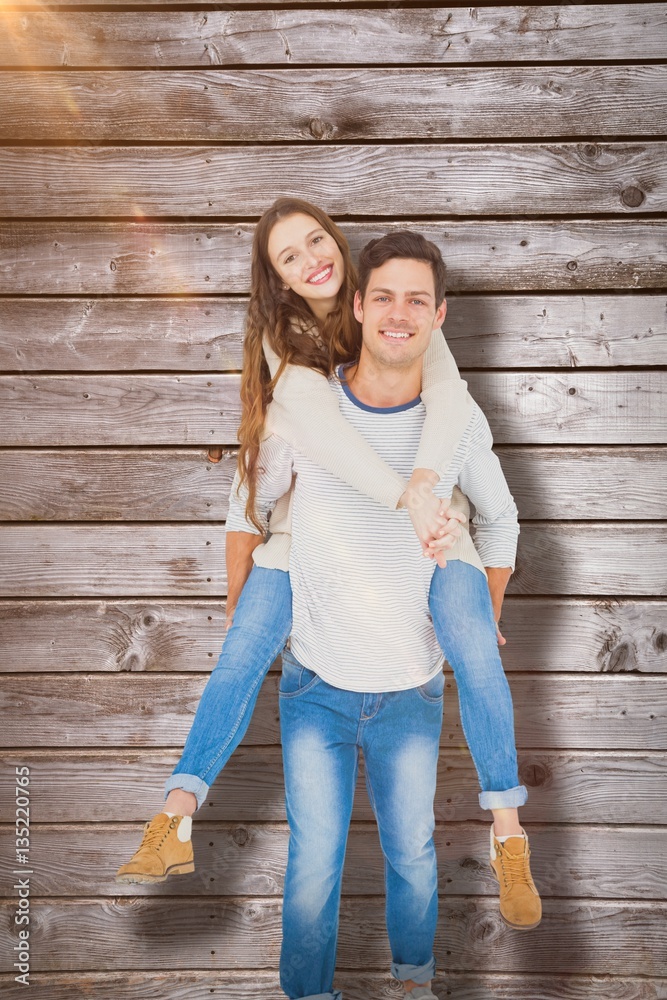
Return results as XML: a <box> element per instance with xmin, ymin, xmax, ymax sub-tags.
<box><xmin>116</xmin><ymin>199</ymin><xmax>539</xmax><ymax>934</ymax></box>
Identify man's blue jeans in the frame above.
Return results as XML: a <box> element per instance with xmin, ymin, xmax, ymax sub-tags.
<box><xmin>278</xmin><ymin>648</ymin><xmax>443</xmax><ymax>1000</ymax></box>
<box><xmin>165</xmin><ymin>561</ymin><xmax>526</xmax><ymax>812</ymax></box>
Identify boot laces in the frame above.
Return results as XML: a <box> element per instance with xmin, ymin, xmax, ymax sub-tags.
<box><xmin>498</xmin><ymin>846</ymin><xmax>533</xmax><ymax>888</ymax></box>
<box><xmin>141</xmin><ymin>817</ymin><xmax>176</xmax><ymax>851</ymax></box>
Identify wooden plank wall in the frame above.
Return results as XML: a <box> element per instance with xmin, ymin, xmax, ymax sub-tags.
<box><xmin>0</xmin><ymin>2</ymin><xmax>666</xmax><ymax>997</ymax></box>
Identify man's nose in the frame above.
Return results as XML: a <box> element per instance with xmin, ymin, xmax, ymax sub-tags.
<box><xmin>386</xmin><ymin>302</ymin><xmax>410</xmax><ymax>323</ymax></box>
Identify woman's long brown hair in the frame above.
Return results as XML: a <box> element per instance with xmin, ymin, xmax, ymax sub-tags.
<box><xmin>237</xmin><ymin>198</ymin><xmax>360</xmax><ymax>530</ymax></box>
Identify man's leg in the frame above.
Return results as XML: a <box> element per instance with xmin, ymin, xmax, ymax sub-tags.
<box><xmin>279</xmin><ymin>651</ymin><xmax>359</xmax><ymax>1000</ymax></box>
<box><xmin>428</xmin><ymin>560</ymin><xmax>541</xmax><ymax>930</ymax></box>
<box><xmin>361</xmin><ymin>675</ymin><xmax>444</xmax><ymax>994</ymax></box>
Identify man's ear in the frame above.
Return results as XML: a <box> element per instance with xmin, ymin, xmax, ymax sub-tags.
<box><xmin>353</xmin><ymin>290</ymin><xmax>364</xmax><ymax>324</ymax></box>
<box><xmin>433</xmin><ymin>298</ymin><xmax>447</xmax><ymax>330</ymax></box>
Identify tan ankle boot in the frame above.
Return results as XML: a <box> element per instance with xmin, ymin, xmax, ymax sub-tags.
<box><xmin>116</xmin><ymin>813</ymin><xmax>194</xmax><ymax>884</ymax></box>
<box><xmin>489</xmin><ymin>825</ymin><xmax>542</xmax><ymax>930</ymax></box>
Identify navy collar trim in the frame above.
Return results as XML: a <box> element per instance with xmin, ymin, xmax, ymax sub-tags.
<box><xmin>337</xmin><ymin>364</ymin><xmax>422</xmax><ymax>414</ymax></box>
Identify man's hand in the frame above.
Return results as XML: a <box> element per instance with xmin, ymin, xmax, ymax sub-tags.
<box><xmin>485</xmin><ymin>566</ymin><xmax>513</xmax><ymax>646</ymax></box>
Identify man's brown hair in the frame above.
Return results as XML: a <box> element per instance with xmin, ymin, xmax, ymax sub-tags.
<box><xmin>357</xmin><ymin>230</ymin><xmax>447</xmax><ymax>304</ymax></box>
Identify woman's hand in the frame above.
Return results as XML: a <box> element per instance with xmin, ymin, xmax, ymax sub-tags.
<box><xmin>400</xmin><ymin>469</ymin><xmax>466</xmax><ymax>569</ymax></box>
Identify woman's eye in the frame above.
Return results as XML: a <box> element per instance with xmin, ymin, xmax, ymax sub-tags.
<box><xmin>284</xmin><ymin>254</ymin><xmax>296</xmax><ymax>264</ymax></box>
<box><xmin>312</xmin><ymin>236</ymin><xmax>323</xmax><ymax>245</ymax></box>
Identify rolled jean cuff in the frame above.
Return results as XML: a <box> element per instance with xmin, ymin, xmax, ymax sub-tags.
<box><xmin>164</xmin><ymin>773</ymin><xmax>210</xmax><ymax>811</ymax></box>
<box><xmin>391</xmin><ymin>957</ymin><xmax>436</xmax><ymax>984</ymax></box>
<box><xmin>478</xmin><ymin>784</ymin><xmax>528</xmax><ymax>811</ymax></box>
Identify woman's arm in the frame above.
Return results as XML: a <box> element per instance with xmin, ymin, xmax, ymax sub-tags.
<box><xmin>264</xmin><ymin>336</ymin><xmax>406</xmax><ymax>509</ymax></box>
<box><xmin>263</xmin><ymin>335</ymin><xmax>464</xmax><ymax>551</ymax></box>
<box><xmin>416</xmin><ymin>328</ymin><xmax>473</xmax><ymax>476</ymax></box>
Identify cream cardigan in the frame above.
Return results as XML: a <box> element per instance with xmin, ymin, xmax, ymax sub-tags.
<box><xmin>238</xmin><ymin>328</ymin><xmax>486</xmax><ymax>576</ymax></box>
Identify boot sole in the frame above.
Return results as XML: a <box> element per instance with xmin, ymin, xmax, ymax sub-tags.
<box><xmin>490</xmin><ymin>865</ymin><xmax>542</xmax><ymax>931</ymax></box>
<box><xmin>115</xmin><ymin>861</ymin><xmax>195</xmax><ymax>884</ymax></box>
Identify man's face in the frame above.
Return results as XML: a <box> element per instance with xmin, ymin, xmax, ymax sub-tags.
<box><xmin>353</xmin><ymin>257</ymin><xmax>447</xmax><ymax>370</ymax></box>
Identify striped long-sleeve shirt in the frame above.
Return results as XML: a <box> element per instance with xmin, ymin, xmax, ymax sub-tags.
<box><xmin>227</xmin><ymin>370</ymin><xmax>519</xmax><ymax>692</ymax></box>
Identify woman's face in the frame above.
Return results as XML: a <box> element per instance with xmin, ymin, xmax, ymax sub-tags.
<box><xmin>267</xmin><ymin>212</ymin><xmax>345</xmax><ymax>320</ymax></box>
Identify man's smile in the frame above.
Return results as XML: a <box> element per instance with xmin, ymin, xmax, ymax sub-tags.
<box><xmin>379</xmin><ymin>328</ymin><xmax>414</xmax><ymax>341</ymax></box>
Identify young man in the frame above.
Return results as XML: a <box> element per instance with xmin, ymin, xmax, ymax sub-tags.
<box><xmin>228</xmin><ymin>232</ymin><xmax>540</xmax><ymax>1000</ymax></box>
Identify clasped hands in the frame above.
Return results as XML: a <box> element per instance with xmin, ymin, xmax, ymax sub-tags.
<box><xmin>400</xmin><ymin>469</ymin><xmax>466</xmax><ymax>570</ymax></box>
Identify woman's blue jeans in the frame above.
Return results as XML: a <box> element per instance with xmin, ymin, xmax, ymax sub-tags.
<box><xmin>279</xmin><ymin>648</ymin><xmax>443</xmax><ymax>1000</ymax></box>
<box><xmin>165</xmin><ymin>561</ymin><xmax>526</xmax><ymax>812</ymax></box>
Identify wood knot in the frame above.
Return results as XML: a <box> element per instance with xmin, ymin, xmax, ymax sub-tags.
<box><xmin>308</xmin><ymin>118</ymin><xmax>335</xmax><ymax>140</ymax></box>
<box><xmin>621</xmin><ymin>186</ymin><xmax>645</xmax><ymax>208</ymax></box>
<box><xmin>654</xmin><ymin>632</ymin><xmax>667</xmax><ymax>654</ymax></box>
<box><xmin>566</xmin><ymin>260</ymin><xmax>578</xmax><ymax>271</ymax></box>
<box><xmin>582</xmin><ymin>143</ymin><xmax>600</xmax><ymax>159</ymax></box>
<box><xmin>605</xmin><ymin>642</ymin><xmax>636</xmax><ymax>672</ymax></box>
<box><xmin>519</xmin><ymin>760</ymin><xmax>551</xmax><ymax>788</ymax></box>
<box><xmin>120</xmin><ymin>653</ymin><xmax>141</xmax><ymax>672</ymax></box>
<box><xmin>232</xmin><ymin>826</ymin><xmax>249</xmax><ymax>846</ymax></box>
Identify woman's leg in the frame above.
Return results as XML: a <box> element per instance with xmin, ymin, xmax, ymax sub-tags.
<box><xmin>165</xmin><ymin>566</ymin><xmax>293</xmax><ymax>809</ymax></box>
<box><xmin>116</xmin><ymin>566</ymin><xmax>292</xmax><ymax>884</ymax></box>
<box><xmin>428</xmin><ymin>559</ymin><xmax>526</xmax><ymax>811</ymax></box>
<box><xmin>428</xmin><ymin>560</ymin><xmax>541</xmax><ymax>931</ymax></box>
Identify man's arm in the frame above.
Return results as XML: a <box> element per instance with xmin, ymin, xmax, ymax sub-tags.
<box><xmin>225</xmin><ymin>532</ymin><xmax>265</xmax><ymax>629</ymax></box>
<box><xmin>427</xmin><ymin>405</ymin><xmax>519</xmax><ymax>641</ymax></box>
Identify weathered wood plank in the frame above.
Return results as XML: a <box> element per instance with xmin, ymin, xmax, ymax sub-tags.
<box><xmin>0</xmin><ymin>524</ymin><xmax>227</xmax><ymax>597</ymax></box>
<box><xmin>1</xmin><ymin>822</ymin><xmax>663</xmax><ymax>901</ymax></box>
<box><xmin>1</xmin><ymin>67</ymin><xmax>665</xmax><ymax>140</ymax></box>
<box><xmin>0</xmin><ymin>971</ymin><xmax>664</xmax><ymax>1000</ymax></box>
<box><xmin>1</xmin><ymin>372</ymin><xmax>665</xmax><ymax>446</ymax></box>
<box><xmin>1</xmin><ymin>599</ymin><xmax>664</xmax><ymax>675</ymax></box>
<box><xmin>0</xmin><ymin>297</ymin><xmax>247</xmax><ymax>372</ymax></box>
<box><xmin>1</xmin><ymin>7</ymin><xmax>664</xmax><ymax>67</ymax></box>
<box><xmin>2</xmin><ymin>294</ymin><xmax>665</xmax><ymax>372</ymax></box>
<box><xmin>1</xmin><ymin>447</ymin><xmax>664</xmax><ymax>521</ymax></box>
<box><xmin>0</xmin><ymin>896</ymin><xmax>664</xmax><ymax>974</ymax></box>
<box><xmin>3</xmin><ymin>143</ymin><xmax>666</xmax><ymax>217</ymax></box>
<box><xmin>434</xmin><ymin>975</ymin><xmax>667</xmax><ymax>1000</ymax></box>
<box><xmin>3</xmin><ymin>673</ymin><xmax>664</xmax><ymax>750</ymax></box>
<box><xmin>0</xmin><ymin>374</ymin><xmax>240</xmax><ymax>445</ymax></box>
<box><xmin>0</xmin><ymin>449</ymin><xmax>237</xmax><ymax>521</ymax></box>
<box><xmin>2</xmin><ymin>221</ymin><xmax>664</xmax><ymax>294</ymax></box>
<box><xmin>0</xmin><ymin>523</ymin><xmax>665</xmax><ymax>597</ymax></box>
<box><xmin>508</xmin><ymin>523</ymin><xmax>667</xmax><ymax>596</ymax></box>
<box><xmin>473</xmin><ymin>372</ymin><xmax>667</xmax><ymax>447</ymax></box>
<box><xmin>496</xmin><ymin>447</ymin><xmax>667</xmax><ymax>520</ymax></box>
<box><xmin>6</xmin><ymin>670</ymin><xmax>663</xmax><ymax>750</ymax></box>
<box><xmin>0</xmin><ymin>600</ymin><xmax>230</xmax><ymax>673</ymax></box>
<box><xmin>0</xmin><ymin>749</ymin><xmax>663</xmax><ymax>824</ymax></box>
<box><xmin>444</xmin><ymin>293</ymin><xmax>667</xmax><ymax>368</ymax></box>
